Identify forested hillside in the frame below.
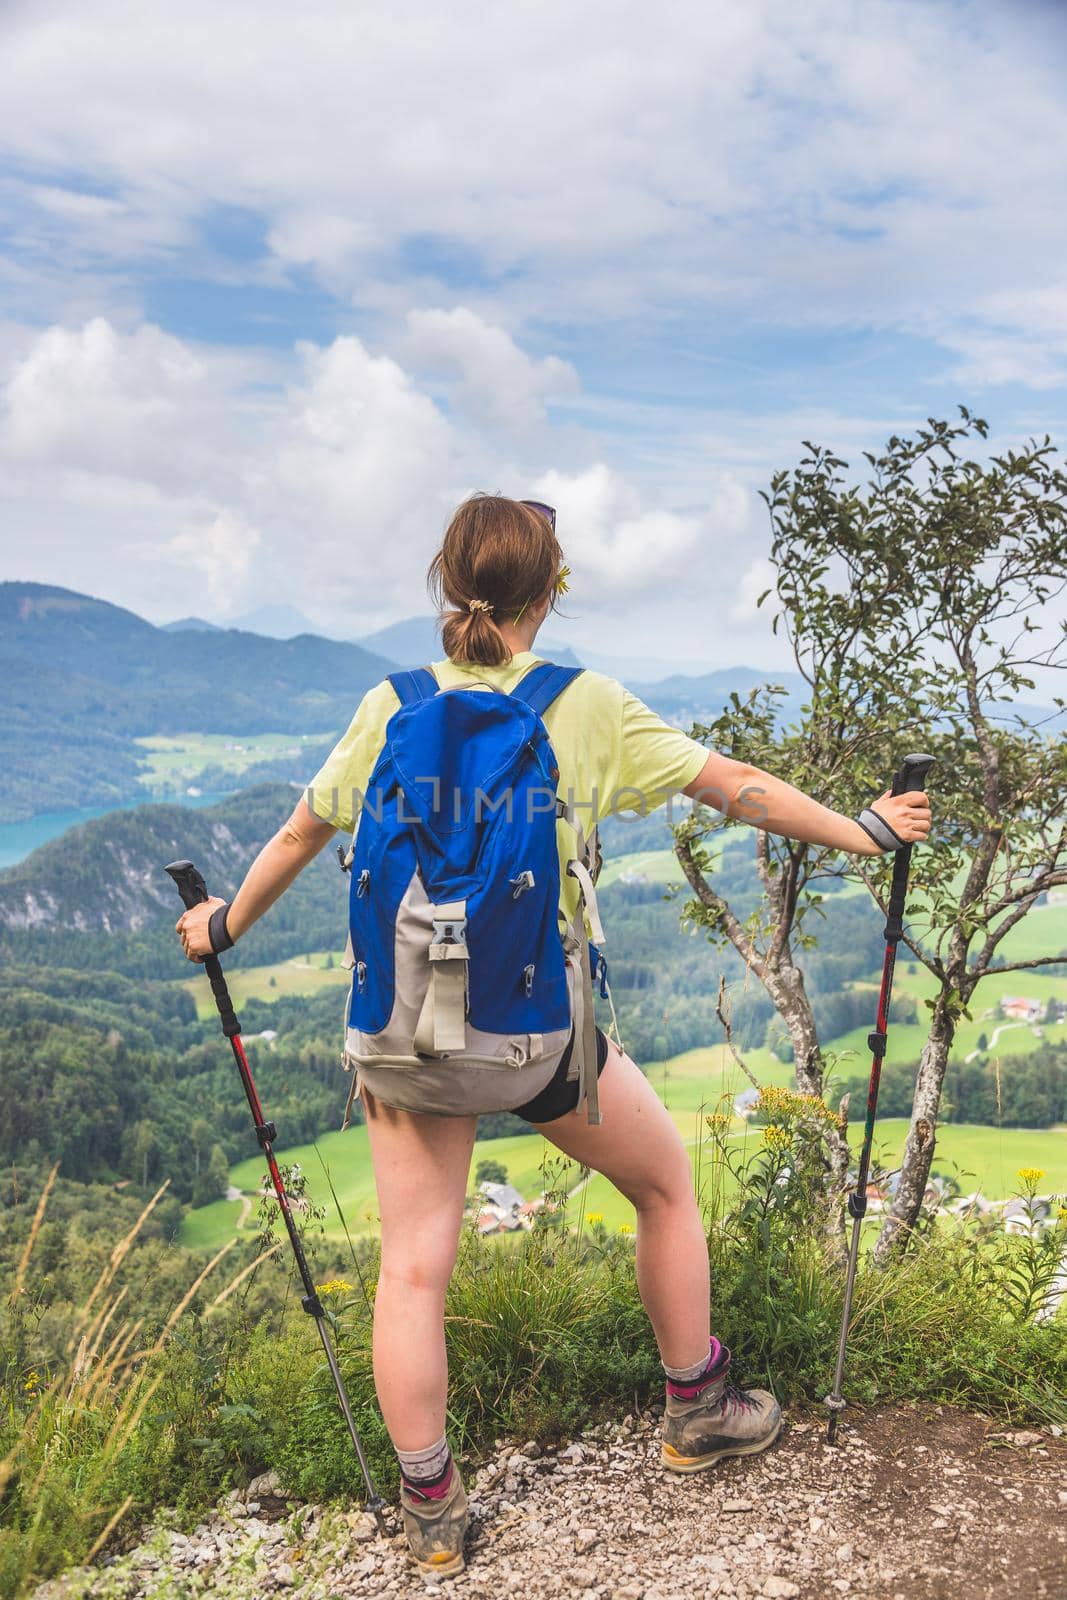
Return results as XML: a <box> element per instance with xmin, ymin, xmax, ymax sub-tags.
<box><xmin>0</xmin><ymin>965</ymin><xmax>353</xmax><ymax>1205</ymax></box>
<box><xmin>0</xmin><ymin>783</ymin><xmax>346</xmax><ymax>974</ymax></box>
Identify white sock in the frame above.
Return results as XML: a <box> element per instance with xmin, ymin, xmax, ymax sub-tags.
<box><xmin>396</xmin><ymin>1435</ymin><xmax>451</xmax><ymax>1483</ymax></box>
<box><xmin>662</xmin><ymin>1339</ymin><xmax>717</xmax><ymax>1382</ymax></box>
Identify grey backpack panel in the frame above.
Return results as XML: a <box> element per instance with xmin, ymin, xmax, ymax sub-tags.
<box><xmin>343</xmin><ymin>870</ymin><xmax>575</xmax><ymax>1117</ymax></box>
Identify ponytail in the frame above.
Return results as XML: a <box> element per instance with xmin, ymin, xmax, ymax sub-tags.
<box><xmin>440</xmin><ymin>599</ymin><xmax>510</xmax><ymax>667</ymax></box>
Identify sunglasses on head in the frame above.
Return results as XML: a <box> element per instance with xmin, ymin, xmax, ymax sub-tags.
<box><xmin>520</xmin><ymin>499</ymin><xmax>556</xmax><ymax>531</ymax></box>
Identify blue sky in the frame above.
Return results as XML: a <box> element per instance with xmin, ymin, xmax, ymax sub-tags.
<box><xmin>0</xmin><ymin>0</ymin><xmax>1065</xmax><ymax>678</ymax></box>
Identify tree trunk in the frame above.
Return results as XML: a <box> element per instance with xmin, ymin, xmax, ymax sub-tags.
<box><xmin>873</xmin><ymin>991</ymin><xmax>956</xmax><ymax>1264</ymax></box>
<box><xmin>762</xmin><ymin>961</ymin><xmax>849</xmax><ymax>1246</ymax></box>
<box><xmin>674</xmin><ymin>833</ymin><xmax>850</xmax><ymax>1241</ymax></box>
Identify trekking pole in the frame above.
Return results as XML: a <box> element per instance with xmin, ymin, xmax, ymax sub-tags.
<box><xmin>824</xmin><ymin>753</ymin><xmax>935</xmax><ymax>1444</ymax></box>
<box><xmin>165</xmin><ymin>860</ymin><xmax>387</xmax><ymax>1529</ymax></box>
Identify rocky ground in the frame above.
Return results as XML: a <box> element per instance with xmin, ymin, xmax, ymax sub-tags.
<box><xmin>34</xmin><ymin>1405</ymin><xmax>1066</xmax><ymax>1600</ymax></box>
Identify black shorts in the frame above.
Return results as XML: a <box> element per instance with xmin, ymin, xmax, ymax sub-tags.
<box><xmin>513</xmin><ymin>1027</ymin><xmax>611</xmax><ymax>1124</ymax></box>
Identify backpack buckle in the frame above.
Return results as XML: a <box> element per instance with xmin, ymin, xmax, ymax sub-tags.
<box><xmin>430</xmin><ymin>915</ymin><xmax>468</xmax><ymax>955</ymax></box>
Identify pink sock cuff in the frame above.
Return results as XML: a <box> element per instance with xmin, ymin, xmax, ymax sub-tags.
<box><xmin>402</xmin><ymin>1459</ymin><xmax>454</xmax><ymax>1501</ymax></box>
<box><xmin>665</xmin><ymin>1337</ymin><xmax>726</xmax><ymax>1398</ymax></box>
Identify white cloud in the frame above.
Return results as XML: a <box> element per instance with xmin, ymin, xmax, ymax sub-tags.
<box><xmin>3</xmin><ymin>318</ymin><xmax>202</xmax><ymax>473</ymax></box>
<box><xmin>731</xmin><ymin>557</ymin><xmax>778</xmax><ymax>623</ymax></box>
<box><xmin>166</xmin><ymin>510</ymin><xmax>263</xmax><ymax>614</ymax></box>
<box><xmin>274</xmin><ymin>334</ymin><xmax>458</xmax><ymax>579</ymax></box>
<box><xmin>0</xmin><ymin>0</ymin><xmax>1065</xmax><ymax>379</ymax></box>
<box><xmin>403</xmin><ymin>307</ymin><xmax>579</xmax><ymax>438</ymax></box>
<box><xmin>530</xmin><ymin>462</ymin><xmax>759</xmax><ymax>597</ymax></box>
<box><xmin>2</xmin><ymin>314</ymin><xmax>742</xmax><ymax>636</ymax></box>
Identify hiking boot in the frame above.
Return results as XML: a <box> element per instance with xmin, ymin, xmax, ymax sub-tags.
<box><xmin>398</xmin><ymin>1462</ymin><xmax>468</xmax><ymax>1579</ymax></box>
<box><xmin>661</xmin><ymin>1347</ymin><xmax>782</xmax><ymax>1474</ymax></box>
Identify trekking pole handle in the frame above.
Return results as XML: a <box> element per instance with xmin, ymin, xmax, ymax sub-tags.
<box><xmin>891</xmin><ymin>752</ymin><xmax>935</xmax><ymax>798</ymax></box>
<box><xmin>165</xmin><ymin>858</ymin><xmax>209</xmax><ymax>910</ymax></box>
<box><xmin>884</xmin><ymin>754</ymin><xmax>934</xmax><ymax>942</ymax></box>
<box><xmin>164</xmin><ymin>859</ymin><xmax>241</xmax><ymax>1038</ymax></box>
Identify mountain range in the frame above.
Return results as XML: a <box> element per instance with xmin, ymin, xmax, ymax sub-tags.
<box><xmin>5</xmin><ymin>580</ymin><xmax>1062</xmax><ymax>833</ymax></box>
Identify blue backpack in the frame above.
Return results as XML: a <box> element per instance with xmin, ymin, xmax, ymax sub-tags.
<box><xmin>340</xmin><ymin>662</ymin><xmax>607</xmax><ymax>1126</ymax></box>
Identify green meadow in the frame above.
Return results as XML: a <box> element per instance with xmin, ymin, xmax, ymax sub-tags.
<box><xmin>135</xmin><ymin>730</ymin><xmax>330</xmax><ymax>788</ymax></box>
<box><xmin>181</xmin><ymin>949</ymin><xmax>352</xmax><ymax>1015</ymax></box>
<box><xmin>181</xmin><ymin>1032</ymin><xmax>1067</xmax><ymax>1252</ymax></box>
<box><xmin>180</xmin><ymin>854</ymin><xmax>1066</xmax><ymax>1250</ymax></box>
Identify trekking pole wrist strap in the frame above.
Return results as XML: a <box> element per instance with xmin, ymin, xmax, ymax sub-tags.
<box><xmin>209</xmin><ymin>901</ymin><xmax>236</xmax><ymax>954</ymax></box>
<box><xmin>854</xmin><ymin>806</ymin><xmax>905</xmax><ymax>853</ymax></box>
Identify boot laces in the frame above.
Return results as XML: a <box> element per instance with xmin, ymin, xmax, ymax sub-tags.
<box><xmin>720</xmin><ymin>1380</ymin><xmax>759</xmax><ymax>1416</ymax></box>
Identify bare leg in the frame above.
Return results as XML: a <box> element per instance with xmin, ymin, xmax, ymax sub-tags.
<box><xmin>530</xmin><ymin>1040</ymin><xmax>710</xmax><ymax>1370</ymax></box>
<box><xmin>361</xmin><ymin>1085</ymin><xmax>479</xmax><ymax>1450</ymax></box>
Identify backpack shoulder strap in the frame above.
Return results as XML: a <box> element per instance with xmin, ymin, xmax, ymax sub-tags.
<box><xmin>388</xmin><ymin>666</ymin><xmax>439</xmax><ymax>705</ymax></box>
<box><xmin>513</xmin><ymin>661</ymin><xmax>584</xmax><ymax>717</ymax></box>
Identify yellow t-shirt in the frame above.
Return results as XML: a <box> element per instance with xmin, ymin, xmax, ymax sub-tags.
<box><xmin>304</xmin><ymin>651</ymin><xmax>709</xmax><ymax>926</ymax></box>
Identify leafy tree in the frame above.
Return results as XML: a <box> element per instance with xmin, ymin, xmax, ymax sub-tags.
<box><xmin>192</xmin><ymin>1142</ymin><xmax>230</xmax><ymax>1207</ymax></box>
<box><xmin>675</xmin><ymin>410</ymin><xmax>1067</xmax><ymax>1260</ymax></box>
<box><xmin>475</xmin><ymin>1158</ymin><xmax>508</xmax><ymax>1185</ymax></box>
<box><xmin>190</xmin><ymin>1116</ymin><xmax>212</xmax><ymax>1178</ymax></box>
<box><xmin>124</xmin><ymin>1118</ymin><xmax>158</xmax><ymax>1189</ymax></box>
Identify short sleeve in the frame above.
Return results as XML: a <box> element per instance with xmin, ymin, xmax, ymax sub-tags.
<box><xmin>612</xmin><ymin>689</ymin><xmax>708</xmax><ymax>815</ymax></box>
<box><xmin>303</xmin><ymin>679</ymin><xmax>399</xmax><ymax>833</ymax></box>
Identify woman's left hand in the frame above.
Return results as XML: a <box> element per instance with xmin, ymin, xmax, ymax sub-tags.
<box><xmin>175</xmin><ymin>896</ymin><xmax>227</xmax><ymax>962</ymax></box>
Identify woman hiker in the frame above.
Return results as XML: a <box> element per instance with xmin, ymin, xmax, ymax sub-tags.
<box><xmin>176</xmin><ymin>495</ymin><xmax>931</xmax><ymax>1579</ymax></box>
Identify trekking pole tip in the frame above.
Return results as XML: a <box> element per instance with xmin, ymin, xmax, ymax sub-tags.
<box><xmin>824</xmin><ymin>1391</ymin><xmax>845</xmax><ymax>1443</ymax></box>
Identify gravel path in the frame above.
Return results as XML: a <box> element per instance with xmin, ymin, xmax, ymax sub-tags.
<box><xmin>34</xmin><ymin>1405</ymin><xmax>1066</xmax><ymax>1600</ymax></box>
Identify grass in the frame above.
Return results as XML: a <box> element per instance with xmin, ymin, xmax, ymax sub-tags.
<box><xmin>180</xmin><ymin>1037</ymin><xmax>801</xmax><ymax>1252</ymax></box>
<box><xmin>865</xmin><ymin>1119</ymin><xmax>1067</xmax><ymax>1197</ymax></box>
<box><xmin>176</xmin><ymin>870</ymin><xmax>1067</xmax><ymax>1243</ymax></box>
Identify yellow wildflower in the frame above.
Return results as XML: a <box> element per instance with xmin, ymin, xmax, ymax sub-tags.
<box><xmin>554</xmin><ymin>564</ymin><xmax>572</xmax><ymax>597</ymax></box>
<box><xmin>1016</xmin><ymin>1168</ymin><xmax>1045</xmax><ymax>1187</ymax></box>
<box><xmin>1057</xmin><ymin>1205</ymin><xmax>1067</xmax><ymax>1223</ymax></box>
<box><xmin>757</xmin><ymin>1085</ymin><xmax>792</xmax><ymax>1115</ymax></box>
<box><xmin>315</xmin><ymin>1278</ymin><xmax>354</xmax><ymax>1297</ymax></box>
<box><xmin>762</xmin><ymin>1124</ymin><xmax>792</xmax><ymax>1152</ymax></box>
<box><xmin>617</xmin><ymin>1223</ymin><xmax>634</xmax><ymax>1235</ymax></box>
<box><xmin>756</xmin><ymin>1084</ymin><xmax>835</xmax><ymax>1127</ymax></box>
<box><xmin>23</xmin><ymin>1370</ymin><xmax>40</xmax><ymax>1396</ymax></box>
<box><xmin>586</xmin><ymin>1212</ymin><xmax>604</xmax><ymax>1226</ymax></box>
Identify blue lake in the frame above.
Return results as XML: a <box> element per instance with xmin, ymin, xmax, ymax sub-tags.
<box><xmin>0</xmin><ymin>792</ymin><xmax>235</xmax><ymax>869</ymax></box>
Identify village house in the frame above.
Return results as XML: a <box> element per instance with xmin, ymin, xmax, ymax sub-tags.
<box><xmin>1001</xmin><ymin>995</ymin><xmax>1043</xmax><ymax>1023</ymax></box>
<box><xmin>471</xmin><ymin>1180</ymin><xmax>550</xmax><ymax>1235</ymax></box>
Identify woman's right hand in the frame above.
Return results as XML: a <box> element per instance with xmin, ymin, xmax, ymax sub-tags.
<box><xmin>851</xmin><ymin>788</ymin><xmax>932</xmax><ymax>855</ymax></box>
<box><xmin>175</xmin><ymin>896</ymin><xmax>227</xmax><ymax>962</ymax></box>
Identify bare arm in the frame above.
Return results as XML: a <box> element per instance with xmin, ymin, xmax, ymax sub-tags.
<box><xmin>176</xmin><ymin>797</ymin><xmax>339</xmax><ymax>961</ymax></box>
<box><xmin>683</xmin><ymin>751</ymin><xmax>930</xmax><ymax>855</ymax></box>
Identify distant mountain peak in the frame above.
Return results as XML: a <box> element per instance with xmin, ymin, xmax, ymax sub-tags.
<box><xmin>161</xmin><ymin>616</ymin><xmax>225</xmax><ymax>633</ymax></box>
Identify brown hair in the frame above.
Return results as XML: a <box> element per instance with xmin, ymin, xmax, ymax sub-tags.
<box><xmin>428</xmin><ymin>494</ymin><xmax>563</xmax><ymax>665</ymax></box>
